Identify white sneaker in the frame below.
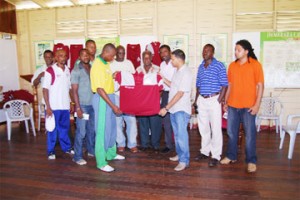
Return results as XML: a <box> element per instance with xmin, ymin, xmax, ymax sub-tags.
<box><xmin>99</xmin><ymin>165</ymin><xmax>115</xmax><ymax>172</ymax></box>
<box><xmin>174</xmin><ymin>162</ymin><xmax>187</xmax><ymax>171</ymax></box>
<box><xmin>66</xmin><ymin>149</ymin><xmax>75</xmax><ymax>155</ymax></box>
<box><xmin>88</xmin><ymin>153</ymin><xmax>95</xmax><ymax>157</ymax></box>
<box><xmin>73</xmin><ymin>158</ymin><xmax>87</xmax><ymax>165</ymax></box>
<box><xmin>114</xmin><ymin>154</ymin><xmax>125</xmax><ymax>160</ymax></box>
<box><xmin>48</xmin><ymin>154</ymin><xmax>56</xmax><ymax>160</ymax></box>
<box><xmin>169</xmin><ymin>155</ymin><xmax>179</xmax><ymax>162</ymax></box>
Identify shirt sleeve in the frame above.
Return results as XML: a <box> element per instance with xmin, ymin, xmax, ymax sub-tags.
<box><xmin>90</xmin><ymin>59</ymin><xmax>106</xmax><ymax>92</ymax></box>
<box><xmin>128</xmin><ymin>60</ymin><xmax>135</xmax><ymax>74</ymax></box>
<box><xmin>255</xmin><ymin>61</ymin><xmax>264</xmax><ymax>84</ymax></box>
<box><xmin>218</xmin><ymin>62</ymin><xmax>228</xmax><ymax>86</ymax></box>
<box><xmin>42</xmin><ymin>71</ymin><xmax>51</xmax><ymax>90</ymax></box>
<box><xmin>71</xmin><ymin>68</ymin><xmax>80</xmax><ymax>84</ymax></box>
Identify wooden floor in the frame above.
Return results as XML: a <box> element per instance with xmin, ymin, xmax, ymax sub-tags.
<box><xmin>0</xmin><ymin>123</ymin><xmax>299</xmax><ymax>200</ymax></box>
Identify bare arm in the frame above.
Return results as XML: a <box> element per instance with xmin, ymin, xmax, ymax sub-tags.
<box><xmin>248</xmin><ymin>82</ymin><xmax>264</xmax><ymax>115</ymax></box>
<box><xmin>159</xmin><ymin>91</ymin><xmax>184</xmax><ymax>117</ymax></box>
<box><xmin>97</xmin><ymin>88</ymin><xmax>122</xmax><ymax>115</ymax></box>
<box><xmin>223</xmin><ymin>83</ymin><xmax>231</xmax><ymax>112</ymax></box>
<box><xmin>71</xmin><ymin>84</ymin><xmax>83</xmax><ymax>118</ymax></box>
<box><xmin>43</xmin><ymin>88</ymin><xmax>52</xmax><ymax>117</ymax></box>
<box><xmin>193</xmin><ymin>88</ymin><xmax>200</xmax><ymax>106</ymax></box>
<box><xmin>33</xmin><ymin>72</ymin><xmax>45</xmax><ymax>87</ymax></box>
<box><xmin>218</xmin><ymin>86</ymin><xmax>228</xmax><ymax>104</ymax></box>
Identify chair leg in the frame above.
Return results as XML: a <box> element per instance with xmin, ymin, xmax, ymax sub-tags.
<box><xmin>30</xmin><ymin>117</ymin><xmax>36</xmax><ymax>137</ymax></box>
<box><xmin>288</xmin><ymin>132</ymin><xmax>296</xmax><ymax>159</ymax></box>
<box><xmin>7</xmin><ymin>121</ymin><xmax>11</xmax><ymax>141</ymax></box>
<box><xmin>279</xmin><ymin>130</ymin><xmax>285</xmax><ymax>149</ymax></box>
<box><xmin>25</xmin><ymin>120</ymin><xmax>29</xmax><ymax>133</ymax></box>
<box><xmin>38</xmin><ymin>112</ymin><xmax>41</xmax><ymax>131</ymax></box>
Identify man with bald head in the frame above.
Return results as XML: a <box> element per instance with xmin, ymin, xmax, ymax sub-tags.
<box><xmin>91</xmin><ymin>43</ymin><xmax>125</xmax><ymax>173</ymax></box>
<box><xmin>110</xmin><ymin>45</ymin><xmax>138</xmax><ymax>153</ymax></box>
<box><xmin>43</xmin><ymin>49</ymin><xmax>74</xmax><ymax>160</ymax></box>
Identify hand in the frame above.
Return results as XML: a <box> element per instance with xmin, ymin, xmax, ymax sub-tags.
<box><xmin>112</xmin><ymin>71</ymin><xmax>119</xmax><ymax>79</ymax></box>
<box><xmin>76</xmin><ymin>108</ymin><xmax>83</xmax><ymax>118</ymax></box>
<box><xmin>46</xmin><ymin>107</ymin><xmax>53</xmax><ymax>117</ymax></box>
<box><xmin>112</xmin><ymin>105</ymin><xmax>122</xmax><ymax>116</ymax></box>
<box><xmin>159</xmin><ymin>108</ymin><xmax>167</xmax><ymax>117</ymax></box>
<box><xmin>223</xmin><ymin>104</ymin><xmax>228</xmax><ymax>112</ymax></box>
<box><xmin>248</xmin><ymin>105</ymin><xmax>259</xmax><ymax>115</ymax></box>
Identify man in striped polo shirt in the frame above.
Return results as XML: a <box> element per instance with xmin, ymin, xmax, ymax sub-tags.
<box><xmin>194</xmin><ymin>44</ymin><xmax>228</xmax><ymax>167</ymax></box>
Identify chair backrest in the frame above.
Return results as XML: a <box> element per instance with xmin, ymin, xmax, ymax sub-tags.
<box><xmin>3</xmin><ymin>100</ymin><xmax>30</xmax><ymax>119</ymax></box>
<box><xmin>259</xmin><ymin>97</ymin><xmax>283</xmax><ymax>117</ymax></box>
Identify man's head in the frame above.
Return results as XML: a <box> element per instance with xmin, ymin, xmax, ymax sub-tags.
<box><xmin>79</xmin><ymin>48</ymin><xmax>90</xmax><ymax>65</ymax></box>
<box><xmin>202</xmin><ymin>44</ymin><xmax>214</xmax><ymax>61</ymax></box>
<box><xmin>142</xmin><ymin>50</ymin><xmax>152</xmax><ymax>67</ymax></box>
<box><xmin>101</xmin><ymin>43</ymin><xmax>116</xmax><ymax>62</ymax></box>
<box><xmin>116</xmin><ymin>45</ymin><xmax>125</xmax><ymax>62</ymax></box>
<box><xmin>85</xmin><ymin>39</ymin><xmax>96</xmax><ymax>57</ymax></box>
<box><xmin>235</xmin><ymin>39</ymin><xmax>257</xmax><ymax>61</ymax></box>
<box><xmin>159</xmin><ymin>45</ymin><xmax>171</xmax><ymax>62</ymax></box>
<box><xmin>43</xmin><ymin>50</ymin><xmax>54</xmax><ymax>66</ymax></box>
<box><xmin>171</xmin><ymin>49</ymin><xmax>185</xmax><ymax>68</ymax></box>
<box><xmin>55</xmin><ymin>49</ymin><xmax>67</xmax><ymax>65</ymax></box>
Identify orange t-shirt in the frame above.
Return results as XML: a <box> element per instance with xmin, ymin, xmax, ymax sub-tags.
<box><xmin>227</xmin><ymin>57</ymin><xmax>264</xmax><ymax>108</ymax></box>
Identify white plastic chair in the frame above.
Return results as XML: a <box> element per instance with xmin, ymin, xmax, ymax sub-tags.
<box><xmin>38</xmin><ymin>103</ymin><xmax>45</xmax><ymax>131</ymax></box>
<box><xmin>256</xmin><ymin>97</ymin><xmax>283</xmax><ymax>134</ymax></box>
<box><xmin>3</xmin><ymin>99</ymin><xmax>36</xmax><ymax>140</ymax></box>
<box><xmin>279</xmin><ymin>114</ymin><xmax>300</xmax><ymax>159</ymax></box>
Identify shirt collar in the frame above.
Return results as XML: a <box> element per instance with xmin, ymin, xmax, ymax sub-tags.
<box><xmin>98</xmin><ymin>56</ymin><xmax>108</xmax><ymax>65</ymax></box>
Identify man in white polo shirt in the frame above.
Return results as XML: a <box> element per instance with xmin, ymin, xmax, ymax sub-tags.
<box><xmin>43</xmin><ymin>49</ymin><xmax>74</xmax><ymax>160</ymax></box>
<box><xmin>159</xmin><ymin>49</ymin><xmax>192</xmax><ymax>171</ymax></box>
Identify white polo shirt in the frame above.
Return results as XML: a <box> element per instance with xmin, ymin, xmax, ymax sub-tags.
<box><xmin>160</xmin><ymin>60</ymin><xmax>176</xmax><ymax>91</ymax></box>
<box><xmin>168</xmin><ymin>65</ymin><xmax>192</xmax><ymax>115</ymax></box>
<box><xmin>42</xmin><ymin>63</ymin><xmax>71</xmax><ymax>110</ymax></box>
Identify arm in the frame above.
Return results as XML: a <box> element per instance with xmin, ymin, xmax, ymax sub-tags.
<box><xmin>97</xmin><ymin>88</ymin><xmax>122</xmax><ymax>115</ymax></box>
<box><xmin>71</xmin><ymin>84</ymin><xmax>83</xmax><ymax>118</ymax></box>
<box><xmin>218</xmin><ymin>86</ymin><xmax>228</xmax><ymax>104</ymax></box>
<box><xmin>223</xmin><ymin>83</ymin><xmax>231</xmax><ymax>112</ymax></box>
<box><xmin>193</xmin><ymin>88</ymin><xmax>199</xmax><ymax>106</ymax></box>
<box><xmin>32</xmin><ymin>72</ymin><xmax>45</xmax><ymax>87</ymax></box>
<box><xmin>163</xmin><ymin>77</ymin><xmax>171</xmax><ymax>87</ymax></box>
<box><xmin>248</xmin><ymin>82</ymin><xmax>264</xmax><ymax>115</ymax></box>
<box><xmin>43</xmin><ymin>88</ymin><xmax>52</xmax><ymax>117</ymax></box>
<box><xmin>159</xmin><ymin>91</ymin><xmax>184</xmax><ymax>117</ymax></box>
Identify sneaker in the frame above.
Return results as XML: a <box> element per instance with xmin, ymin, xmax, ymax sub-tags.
<box><xmin>247</xmin><ymin>163</ymin><xmax>257</xmax><ymax>173</ymax></box>
<box><xmin>161</xmin><ymin>147</ymin><xmax>171</xmax><ymax>154</ymax></box>
<box><xmin>48</xmin><ymin>153</ymin><xmax>56</xmax><ymax>160</ymax></box>
<box><xmin>174</xmin><ymin>162</ymin><xmax>187</xmax><ymax>171</ymax></box>
<box><xmin>65</xmin><ymin>149</ymin><xmax>75</xmax><ymax>155</ymax></box>
<box><xmin>169</xmin><ymin>155</ymin><xmax>179</xmax><ymax>162</ymax></box>
<box><xmin>220</xmin><ymin>157</ymin><xmax>237</xmax><ymax>165</ymax></box>
<box><xmin>117</xmin><ymin>147</ymin><xmax>125</xmax><ymax>153</ymax></box>
<box><xmin>73</xmin><ymin>158</ymin><xmax>87</xmax><ymax>165</ymax></box>
<box><xmin>208</xmin><ymin>158</ymin><xmax>219</xmax><ymax>167</ymax></box>
<box><xmin>99</xmin><ymin>165</ymin><xmax>115</xmax><ymax>173</ymax></box>
<box><xmin>87</xmin><ymin>153</ymin><xmax>95</xmax><ymax>157</ymax></box>
<box><xmin>114</xmin><ymin>154</ymin><xmax>125</xmax><ymax>160</ymax></box>
<box><xmin>194</xmin><ymin>153</ymin><xmax>209</xmax><ymax>161</ymax></box>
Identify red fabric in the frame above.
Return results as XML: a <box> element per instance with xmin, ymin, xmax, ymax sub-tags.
<box><xmin>126</xmin><ymin>44</ymin><xmax>141</xmax><ymax>69</ymax></box>
<box><xmin>120</xmin><ymin>85</ymin><xmax>160</xmax><ymax>116</ymax></box>
<box><xmin>70</xmin><ymin>44</ymin><xmax>83</xmax><ymax>72</ymax></box>
<box><xmin>147</xmin><ymin>41</ymin><xmax>161</xmax><ymax>66</ymax></box>
<box><xmin>116</xmin><ymin>72</ymin><xmax>162</xmax><ymax>116</ymax></box>
<box><xmin>53</xmin><ymin>43</ymin><xmax>70</xmax><ymax>60</ymax></box>
<box><xmin>3</xmin><ymin>90</ymin><xmax>34</xmax><ymax>104</ymax></box>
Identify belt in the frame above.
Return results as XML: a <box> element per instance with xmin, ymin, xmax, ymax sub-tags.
<box><xmin>163</xmin><ymin>91</ymin><xmax>169</xmax><ymax>93</ymax></box>
<box><xmin>201</xmin><ymin>92</ymin><xmax>219</xmax><ymax>99</ymax></box>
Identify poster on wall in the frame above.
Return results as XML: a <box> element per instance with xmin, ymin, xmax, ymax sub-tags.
<box><xmin>94</xmin><ymin>37</ymin><xmax>120</xmax><ymax>56</ymax></box>
<box><xmin>261</xmin><ymin>31</ymin><xmax>300</xmax><ymax>88</ymax></box>
<box><xmin>34</xmin><ymin>41</ymin><xmax>54</xmax><ymax>69</ymax></box>
<box><xmin>201</xmin><ymin>34</ymin><xmax>227</xmax><ymax>63</ymax></box>
<box><xmin>163</xmin><ymin>35</ymin><xmax>189</xmax><ymax>63</ymax></box>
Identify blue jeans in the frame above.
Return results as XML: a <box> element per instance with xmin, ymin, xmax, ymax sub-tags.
<box><xmin>115</xmin><ymin>95</ymin><xmax>137</xmax><ymax>148</ymax></box>
<box><xmin>170</xmin><ymin>111</ymin><xmax>190</xmax><ymax>165</ymax></box>
<box><xmin>73</xmin><ymin>105</ymin><xmax>95</xmax><ymax>161</ymax></box>
<box><xmin>226</xmin><ymin>106</ymin><xmax>257</xmax><ymax>163</ymax></box>
<box><xmin>137</xmin><ymin>115</ymin><xmax>162</xmax><ymax>149</ymax></box>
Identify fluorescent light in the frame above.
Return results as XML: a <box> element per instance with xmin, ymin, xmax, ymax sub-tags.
<box><xmin>77</xmin><ymin>0</ymin><xmax>106</xmax><ymax>5</ymax></box>
<box><xmin>46</xmin><ymin>0</ymin><xmax>73</xmax><ymax>8</ymax></box>
<box><xmin>15</xmin><ymin>1</ymin><xmax>41</xmax><ymax>10</ymax></box>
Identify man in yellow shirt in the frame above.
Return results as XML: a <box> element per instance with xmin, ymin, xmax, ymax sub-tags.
<box><xmin>90</xmin><ymin>43</ymin><xmax>124</xmax><ymax>173</ymax></box>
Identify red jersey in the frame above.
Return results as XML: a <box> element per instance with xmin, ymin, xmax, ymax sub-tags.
<box><xmin>70</xmin><ymin>44</ymin><xmax>83</xmax><ymax>72</ymax></box>
<box><xmin>146</xmin><ymin>41</ymin><xmax>161</xmax><ymax>66</ymax></box>
<box><xmin>126</xmin><ymin>44</ymin><xmax>141</xmax><ymax>69</ymax></box>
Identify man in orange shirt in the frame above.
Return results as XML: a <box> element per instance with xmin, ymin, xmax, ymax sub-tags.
<box><xmin>220</xmin><ymin>40</ymin><xmax>264</xmax><ymax>173</ymax></box>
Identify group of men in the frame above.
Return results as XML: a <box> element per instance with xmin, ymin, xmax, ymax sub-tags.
<box><xmin>32</xmin><ymin>39</ymin><xmax>264</xmax><ymax>173</ymax></box>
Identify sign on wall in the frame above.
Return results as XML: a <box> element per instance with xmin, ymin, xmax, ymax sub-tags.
<box><xmin>201</xmin><ymin>33</ymin><xmax>227</xmax><ymax>63</ymax></box>
<box><xmin>34</xmin><ymin>40</ymin><xmax>54</xmax><ymax>69</ymax></box>
<box><xmin>163</xmin><ymin>35</ymin><xmax>189</xmax><ymax>63</ymax></box>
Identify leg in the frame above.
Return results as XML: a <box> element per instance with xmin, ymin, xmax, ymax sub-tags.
<box><xmin>210</xmin><ymin>97</ymin><xmax>223</xmax><ymax>160</ymax></box>
<box><xmin>105</xmin><ymin>94</ymin><xmax>117</xmax><ymax>160</ymax></box>
<box><xmin>137</xmin><ymin>116</ymin><xmax>150</xmax><ymax>148</ymax></box>
<box><xmin>57</xmin><ymin>110</ymin><xmax>72</xmax><ymax>152</ymax></box>
<box><xmin>47</xmin><ymin>111</ymin><xmax>59</xmax><ymax>155</ymax></box>
<box><xmin>115</xmin><ymin>95</ymin><xmax>126</xmax><ymax>148</ymax></box>
<box><xmin>73</xmin><ymin>108</ymin><xmax>87</xmax><ymax>161</ymax></box>
<box><xmin>197</xmin><ymin>97</ymin><xmax>211</xmax><ymax>156</ymax></box>
<box><xmin>242</xmin><ymin>109</ymin><xmax>257</xmax><ymax>164</ymax></box>
<box><xmin>149</xmin><ymin>114</ymin><xmax>162</xmax><ymax>149</ymax></box>
<box><xmin>124</xmin><ymin>114</ymin><xmax>138</xmax><ymax>148</ymax></box>
<box><xmin>225</xmin><ymin>107</ymin><xmax>241</xmax><ymax>161</ymax></box>
<box><xmin>85</xmin><ymin>105</ymin><xmax>95</xmax><ymax>156</ymax></box>
<box><xmin>161</xmin><ymin>91</ymin><xmax>173</xmax><ymax>149</ymax></box>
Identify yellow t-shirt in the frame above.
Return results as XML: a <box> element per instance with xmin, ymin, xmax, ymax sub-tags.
<box><xmin>90</xmin><ymin>56</ymin><xmax>114</xmax><ymax>94</ymax></box>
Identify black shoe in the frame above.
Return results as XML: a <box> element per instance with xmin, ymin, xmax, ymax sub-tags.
<box><xmin>208</xmin><ymin>158</ymin><xmax>219</xmax><ymax>167</ymax></box>
<box><xmin>194</xmin><ymin>153</ymin><xmax>209</xmax><ymax>161</ymax></box>
<box><xmin>161</xmin><ymin>147</ymin><xmax>171</xmax><ymax>154</ymax></box>
<box><xmin>138</xmin><ymin>146</ymin><xmax>148</xmax><ymax>152</ymax></box>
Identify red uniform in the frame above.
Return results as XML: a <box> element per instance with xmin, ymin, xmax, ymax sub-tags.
<box><xmin>126</xmin><ymin>44</ymin><xmax>141</xmax><ymax>69</ymax></box>
<box><xmin>146</xmin><ymin>41</ymin><xmax>161</xmax><ymax>66</ymax></box>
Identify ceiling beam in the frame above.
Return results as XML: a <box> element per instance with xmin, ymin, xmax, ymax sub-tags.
<box><xmin>69</xmin><ymin>0</ymin><xmax>79</xmax><ymax>6</ymax></box>
<box><xmin>31</xmin><ymin>0</ymin><xmax>48</xmax><ymax>8</ymax></box>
